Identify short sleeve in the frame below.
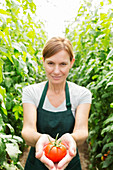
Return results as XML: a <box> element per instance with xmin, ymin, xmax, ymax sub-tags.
<box><xmin>78</xmin><ymin>87</ymin><xmax>92</xmax><ymax>105</ymax></box>
<box><xmin>22</xmin><ymin>86</ymin><xmax>36</xmax><ymax>106</ymax></box>
<box><xmin>22</xmin><ymin>82</ymin><xmax>46</xmax><ymax>107</ymax></box>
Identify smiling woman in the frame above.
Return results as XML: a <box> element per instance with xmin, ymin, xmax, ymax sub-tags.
<box><xmin>42</xmin><ymin>37</ymin><xmax>75</xmax><ymax>85</ymax></box>
<box><xmin>21</xmin><ymin>36</ymin><xmax>92</xmax><ymax>170</ymax></box>
<box><xmin>43</xmin><ymin>50</ymin><xmax>74</xmax><ymax>85</ymax></box>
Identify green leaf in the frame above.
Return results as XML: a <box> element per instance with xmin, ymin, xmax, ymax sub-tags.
<box><xmin>0</xmin><ymin>113</ymin><xmax>4</xmax><ymax>131</ymax></box>
<box><xmin>102</xmin><ymin>143</ymin><xmax>113</xmax><ymax>152</ymax></box>
<box><xmin>4</xmin><ymin>77</ymin><xmax>13</xmax><ymax>88</ymax></box>
<box><xmin>13</xmin><ymin>135</ymin><xmax>23</xmax><ymax>143</ymax></box>
<box><xmin>5</xmin><ymin>123</ymin><xmax>14</xmax><ymax>135</ymax></box>
<box><xmin>14</xmin><ymin>111</ymin><xmax>19</xmax><ymax>120</ymax></box>
<box><xmin>0</xmin><ymin>31</ymin><xmax>7</xmax><ymax>44</ymax></box>
<box><xmin>97</xmin><ymin>79</ymin><xmax>107</xmax><ymax>89</ymax></box>
<box><xmin>100</xmin><ymin>1</ymin><xmax>104</xmax><ymax>6</ymax></box>
<box><xmin>27</xmin><ymin>30</ymin><xmax>35</xmax><ymax>42</ymax></box>
<box><xmin>12</xmin><ymin>105</ymin><xmax>23</xmax><ymax>120</ymax></box>
<box><xmin>0</xmin><ymin>47</ymin><xmax>13</xmax><ymax>63</ymax></box>
<box><xmin>105</xmin><ymin>82</ymin><xmax>113</xmax><ymax>89</ymax></box>
<box><xmin>22</xmin><ymin>51</ymin><xmax>27</xmax><ymax>62</ymax></box>
<box><xmin>0</xmin><ymin>106</ymin><xmax>7</xmax><ymax>115</ymax></box>
<box><xmin>106</xmin><ymin>49</ymin><xmax>113</xmax><ymax>60</ymax></box>
<box><xmin>96</xmin><ymin>153</ymin><xmax>102</xmax><ymax>158</ymax></box>
<box><xmin>103</xmin><ymin>114</ymin><xmax>113</xmax><ymax>125</ymax></box>
<box><xmin>0</xmin><ymin>59</ymin><xmax>4</xmax><ymax>83</ymax></box>
<box><xmin>0</xmin><ymin>134</ymin><xmax>23</xmax><ymax>144</ymax></box>
<box><xmin>101</xmin><ymin>125</ymin><xmax>113</xmax><ymax>135</ymax></box>
<box><xmin>109</xmin><ymin>12</ymin><xmax>113</xmax><ymax>18</ymax></box>
<box><xmin>92</xmin><ymin>75</ymin><xmax>98</xmax><ymax>80</ymax></box>
<box><xmin>0</xmin><ymin>138</ymin><xmax>6</xmax><ymax>165</ymax></box>
<box><xmin>0</xmin><ymin>9</ymin><xmax>10</xmax><ymax>15</ymax></box>
<box><xmin>16</xmin><ymin>162</ymin><xmax>24</xmax><ymax>170</ymax></box>
<box><xmin>108</xmin><ymin>0</ymin><xmax>112</xmax><ymax>4</ymax></box>
<box><xmin>12</xmin><ymin>42</ymin><xmax>23</xmax><ymax>52</ymax></box>
<box><xmin>6</xmin><ymin>143</ymin><xmax>21</xmax><ymax>162</ymax></box>
<box><xmin>110</xmin><ymin>103</ymin><xmax>113</xmax><ymax>108</ymax></box>
<box><xmin>0</xmin><ymin>46</ymin><xmax>8</xmax><ymax>53</ymax></box>
<box><xmin>0</xmin><ymin>86</ymin><xmax>6</xmax><ymax>104</ymax></box>
<box><xmin>3</xmin><ymin>161</ymin><xmax>18</xmax><ymax>170</ymax></box>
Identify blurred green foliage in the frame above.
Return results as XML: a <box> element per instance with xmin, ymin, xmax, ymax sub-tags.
<box><xmin>66</xmin><ymin>0</ymin><xmax>113</xmax><ymax>169</ymax></box>
<box><xmin>0</xmin><ymin>0</ymin><xmax>47</xmax><ymax>169</ymax></box>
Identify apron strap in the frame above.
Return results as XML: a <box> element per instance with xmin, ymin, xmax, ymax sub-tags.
<box><xmin>38</xmin><ymin>81</ymin><xmax>71</xmax><ymax>110</ymax></box>
<box><xmin>38</xmin><ymin>81</ymin><xmax>48</xmax><ymax>108</ymax></box>
<box><xmin>65</xmin><ymin>81</ymin><xmax>71</xmax><ymax>110</ymax></box>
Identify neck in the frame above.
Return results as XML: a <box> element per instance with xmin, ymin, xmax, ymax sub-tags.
<box><xmin>48</xmin><ymin>81</ymin><xmax>66</xmax><ymax>94</ymax></box>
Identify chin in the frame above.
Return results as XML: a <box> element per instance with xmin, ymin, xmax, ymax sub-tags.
<box><xmin>50</xmin><ymin>78</ymin><xmax>66</xmax><ymax>84</ymax></box>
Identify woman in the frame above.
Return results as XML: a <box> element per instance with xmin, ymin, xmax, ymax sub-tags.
<box><xmin>21</xmin><ymin>37</ymin><xmax>92</xmax><ymax>170</ymax></box>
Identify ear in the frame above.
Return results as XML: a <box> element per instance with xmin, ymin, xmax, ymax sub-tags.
<box><xmin>42</xmin><ymin>56</ymin><xmax>45</xmax><ymax>62</ymax></box>
<box><xmin>70</xmin><ymin>58</ymin><xmax>75</xmax><ymax>68</ymax></box>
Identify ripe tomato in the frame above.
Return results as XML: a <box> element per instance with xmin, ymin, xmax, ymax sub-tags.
<box><xmin>44</xmin><ymin>142</ymin><xmax>67</xmax><ymax>162</ymax></box>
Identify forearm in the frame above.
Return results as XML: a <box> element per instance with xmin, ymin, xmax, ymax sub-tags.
<box><xmin>21</xmin><ymin>127</ymin><xmax>41</xmax><ymax>147</ymax></box>
<box><xmin>71</xmin><ymin>129</ymin><xmax>88</xmax><ymax>146</ymax></box>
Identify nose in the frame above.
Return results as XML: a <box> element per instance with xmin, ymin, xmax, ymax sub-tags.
<box><xmin>54</xmin><ymin>65</ymin><xmax>60</xmax><ymax>74</ymax></box>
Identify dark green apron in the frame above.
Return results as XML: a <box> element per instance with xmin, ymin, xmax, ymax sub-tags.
<box><xmin>25</xmin><ymin>81</ymin><xmax>82</xmax><ymax>170</ymax></box>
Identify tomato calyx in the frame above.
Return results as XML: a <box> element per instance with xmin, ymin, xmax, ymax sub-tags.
<box><xmin>44</xmin><ymin>133</ymin><xmax>67</xmax><ymax>162</ymax></box>
<box><xmin>48</xmin><ymin>133</ymin><xmax>66</xmax><ymax>153</ymax></box>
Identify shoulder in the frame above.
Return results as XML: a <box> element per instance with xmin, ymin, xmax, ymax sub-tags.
<box><xmin>22</xmin><ymin>81</ymin><xmax>46</xmax><ymax>94</ymax></box>
<box><xmin>22</xmin><ymin>81</ymin><xmax>47</xmax><ymax>106</ymax></box>
<box><xmin>67</xmin><ymin>81</ymin><xmax>92</xmax><ymax>104</ymax></box>
<box><xmin>68</xmin><ymin>81</ymin><xmax>91</xmax><ymax>94</ymax></box>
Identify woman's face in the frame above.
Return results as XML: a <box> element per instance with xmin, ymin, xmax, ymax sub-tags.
<box><xmin>43</xmin><ymin>50</ymin><xmax>74</xmax><ymax>84</ymax></box>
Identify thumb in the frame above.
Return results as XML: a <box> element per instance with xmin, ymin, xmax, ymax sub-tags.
<box><xmin>69</xmin><ymin>135</ymin><xmax>77</xmax><ymax>156</ymax></box>
<box><xmin>68</xmin><ymin>140</ymin><xmax>76</xmax><ymax>157</ymax></box>
<box><xmin>69</xmin><ymin>146</ymin><xmax>76</xmax><ymax>156</ymax></box>
<box><xmin>35</xmin><ymin>143</ymin><xmax>43</xmax><ymax>159</ymax></box>
<box><xmin>35</xmin><ymin>150</ymin><xmax>43</xmax><ymax>159</ymax></box>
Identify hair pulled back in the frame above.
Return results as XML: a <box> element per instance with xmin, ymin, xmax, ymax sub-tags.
<box><xmin>42</xmin><ymin>37</ymin><xmax>74</xmax><ymax>61</ymax></box>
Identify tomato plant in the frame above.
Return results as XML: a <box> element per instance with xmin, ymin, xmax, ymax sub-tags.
<box><xmin>44</xmin><ymin>134</ymin><xmax>67</xmax><ymax>163</ymax></box>
<box><xmin>66</xmin><ymin>0</ymin><xmax>113</xmax><ymax>169</ymax></box>
<box><xmin>0</xmin><ymin>0</ymin><xmax>47</xmax><ymax>169</ymax></box>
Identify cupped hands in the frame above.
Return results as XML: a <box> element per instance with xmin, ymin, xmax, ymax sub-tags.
<box><xmin>35</xmin><ymin>133</ymin><xmax>76</xmax><ymax>170</ymax></box>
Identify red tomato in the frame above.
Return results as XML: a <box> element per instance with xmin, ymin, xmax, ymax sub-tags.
<box><xmin>44</xmin><ymin>142</ymin><xmax>67</xmax><ymax>163</ymax></box>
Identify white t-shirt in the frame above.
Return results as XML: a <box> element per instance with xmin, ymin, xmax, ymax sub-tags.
<box><xmin>22</xmin><ymin>81</ymin><xmax>92</xmax><ymax>117</ymax></box>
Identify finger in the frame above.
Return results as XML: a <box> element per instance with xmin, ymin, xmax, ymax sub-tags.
<box><xmin>57</xmin><ymin>151</ymin><xmax>71</xmax><ymax>169</ymax></box>
<box><xmin>35</xmin><ymin>151</ymin><xmax>43</xmax><ymax>159</ymax></box>
<box><xmin>40</xmin><ymin>153</ymin><xmax>55</xmax><ymax>169</ymax></box>
<box><xmin>57</xmin><ymin>163</ymin><xmax>69</xmax><ymax>170</ymax></box>
<box><xmin>69</xmin><ymin>145</ymin><xmax>76</xmax><ymax>157</ymax></box>
<box><xmin>45</xmin><ymin>164</ymin><xmax>56</xmax><ymax>170</ymax></box>
<box><xmin>68</xmin><ymin>138</ymin><xmax>77</xmax><ymax>157</ymax></box>
<box><xmin>35</xmin><ymin>143</ymin><xmax>43</xmax><ymax>159</ymax></box>
<box><xmin>56</xmin><ymin>162</ymin><xmax>69</xmax><ymax>170</ymax></box>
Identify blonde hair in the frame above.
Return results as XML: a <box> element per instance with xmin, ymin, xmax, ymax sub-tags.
<box><xmin>42</xmin><ymin>37</ymin><xmax>74</xmax><ymax>61</ymax></box>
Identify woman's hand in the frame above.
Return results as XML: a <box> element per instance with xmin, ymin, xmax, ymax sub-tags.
<box><xmin>56</xmin><ymin>133</ymin><xmax>77</xmax><ymax>170</ymax></box>
<box><xmin>35</xmin><ymin>134</ymin><xmax>57</xmax><ymax>170</ymax></box>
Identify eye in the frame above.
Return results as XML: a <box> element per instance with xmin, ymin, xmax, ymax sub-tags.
<box><xmin>48</xmin><ymin>62</ymin><xmax>54</xmax><ymax>65</ymax></box>
<box><xmin>60</xmin><ymin>62</ymin><xmax>67</xmax><ymax>66</ymax></box>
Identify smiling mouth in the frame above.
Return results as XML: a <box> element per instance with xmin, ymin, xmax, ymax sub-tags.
<box><xmin>52</xmin><ymin>76</ymin><xmax>61</xmax><ymax>79</ymax></box>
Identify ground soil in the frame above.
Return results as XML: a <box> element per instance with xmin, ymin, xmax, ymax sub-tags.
<box><xmin>78</xmin><ymin>141</ymin><xmax>90</xmax><ymax>170</ymax></box>
<box><xmin>19</xmin><ymin>141</ymin><xmax>90</xmax><ymax>170</ymax></box>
